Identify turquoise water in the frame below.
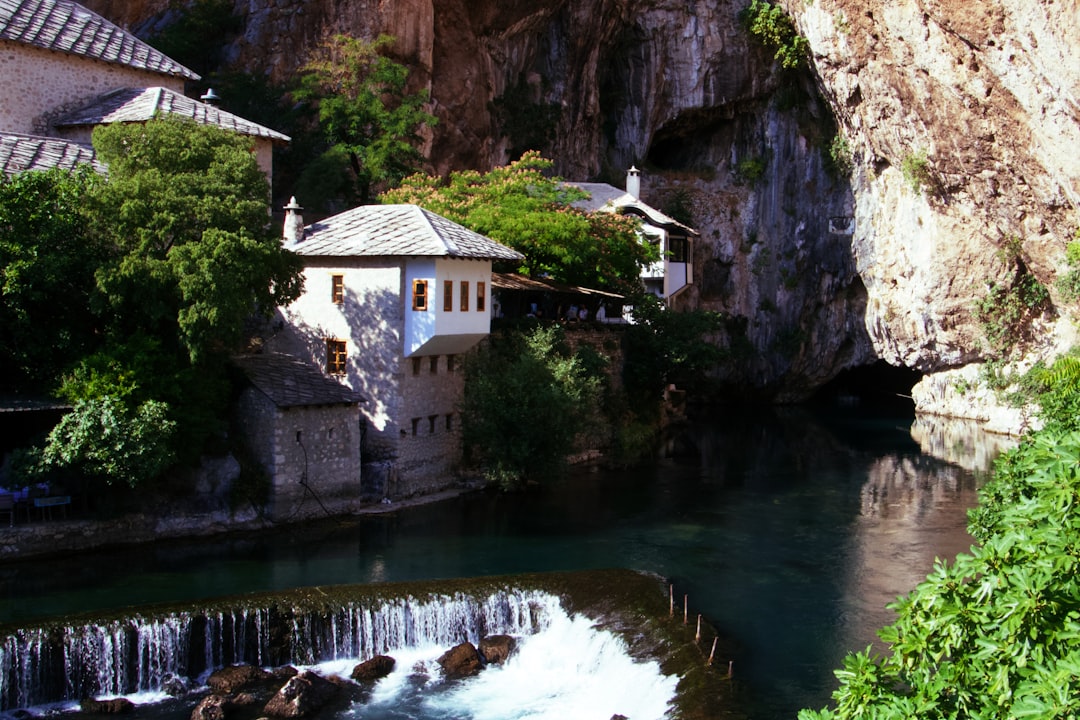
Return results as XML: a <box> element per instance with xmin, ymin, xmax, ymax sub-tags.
<box><xmin>0</xmin><ymin>406</ymin><xmax>993</xmax><ymax>718</ymax></box>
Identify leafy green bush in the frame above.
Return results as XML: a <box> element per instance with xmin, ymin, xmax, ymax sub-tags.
<box><xmin>900</xmin><ymin>148</ymin><xmax>932</xmax><ymax>194</ymax></box>
<box><xmin>461</xmin><ymin>326</ymin><xmax>602</xmax><ymax>489</ymax></box>
<box><xmin>1056</xmin><ymin>238</ymin><xmax>1080</xmax><ymax>303</ymax></box>
<box><xmin>826</xmin><ymin>133</ymin><xmax>853</xmax><ymax>177</ymax></box>
<box><xmin>736</xmin><ymin>155</ymin><xmax>769</xmax><ymax>184</ymax></box>
<box><xmin>40</xmin><ymin>397</ymin><xmax>177</xmax><ymax>488</ymax></box>
<box><xmin>801</xmin><ymin>426</ymin><xmax>1080</xmax><ymax>720</ymax></box>
<box><xmin>974</xmin><ymin>272</ymin><xmax>1050</xmax><ymax>354</ymax></box>
<box><xmin>739</xmin><ymin>0</ymin><xmax>810</xmax><ymax>70</ymax></box>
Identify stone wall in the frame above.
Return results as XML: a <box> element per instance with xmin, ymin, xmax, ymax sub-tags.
<box><xmin>233</xmin><ymin>387</ymin><xmax>363</xmax><ymax>521</ymax></box>
<box><xmin>0</xmin><ymin>41</ymin><xmax>185</xmax><ymax>134</ymax></box>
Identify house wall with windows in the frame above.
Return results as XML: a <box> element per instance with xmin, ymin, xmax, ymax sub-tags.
<box><xmin>269</xmin><ymin>256</ymin><xmax>490</xmax><ymax>497</ymax></box>
<box><xmin>0</xmin><ymin>40</ymin><xmax>186</xmax><ymax>134</ymax></box>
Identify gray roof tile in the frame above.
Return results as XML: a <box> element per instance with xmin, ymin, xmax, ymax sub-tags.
<box><xmin>288</xmin><ymin>204</ymin><xmax>524</xmax><ymax>262</ymax></box>
<box><xmin>55</xmin><ymin>86</ymin><xmax>290</xmax><ymax>142</ymax></box>
<box><xmin>0</xmin><ymin>132</ymin><xmax>103</xmax><ymax>177</ymax></box>
<box><xmin>233</xmin><ymin>353</ymin><xmax>363</xmax><ymax>408</ymax></box>
<box><xmin>0</xmin><ymin>0</ymin><xmax>199</xmax><ymax>80</ymax></box>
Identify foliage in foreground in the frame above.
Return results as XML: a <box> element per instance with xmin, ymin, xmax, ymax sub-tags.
<box><xmin>460</xmin><ymin>326</ymin><xmax>603</xmax><ymax>489</ymax></box>
<box><xmin>800</xmin><ymin>376</ymin><xmax>1080</xmax><ymax>719</ymax></box>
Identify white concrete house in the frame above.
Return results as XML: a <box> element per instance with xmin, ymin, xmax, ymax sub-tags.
<box><xmin>0</xmin><ymin>0</ymin><xmax>286</xmax><ymax>179</ymax></box>
<box><xmin>568</xmin><ymin>167</ymin><xmax>698</xmax><ymax>304</ymax></box>
<box><xmin>269</xmin><ymin>201</ymin><xmax>523</xmax><ymax>498</ymax></box>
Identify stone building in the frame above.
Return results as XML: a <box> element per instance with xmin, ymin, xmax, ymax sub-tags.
<box><xmin>268</xmin><ymin>201</ymin><xmax>523</xmax><ymax>498</ymax></box>
<box><xmin>0</xmin><ymin>0</ymin><xmax>286</xmax><ymax>179</ymax></box>
<box><xmin>232</xmin><ymin>353</ymin><xmax>365</xmax><ymax>521</ymax></box>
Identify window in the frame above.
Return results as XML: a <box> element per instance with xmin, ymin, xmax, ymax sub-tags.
<box><xmin>412</xmin><ymin>357</ymin><xmax>422</xmax><ymax>375</ymax></box>
<box><xmin>331</xmin><ymin>274</ymin><xmax>344</xmax><ymax>304</ymax></box>
<box><xmin>430</xmin><ymin>356</ymin><xmax>438</xmax><ymax>374</ymax></box>
<box><xmin>326</xmin><ymin>339</ymin><xmax>347</xmax><ymax>375</ymax></box>
<box><xmin>445</xmin><ymin>413</ymin><xmax>453</xmax><ymax>431</ymax></box>
<box><xmin>428</xmin><ymin>415</ymin><xmax>438</xmax><ymax>433</ymax></box>
<box><xmin>411</xmin><ymin>418</ymin><xmax>419</xmax><ymax>436</ymax></box>
<box><xmin>412</xmin><ymin>279</ymin><xmax>428</xmax><ymax>311</ymax></box>
<box><xmin>447</xmin><ymin>354</ymin><xmax>456</xmax><ymax>373</ymax></box>
<box><xmin>477</xmin><ymin>281</ymin><xmax>486</xmax><ymax>312</ymax></box>
<box><xmin>460</xmin><ymin>281</ymin><xmax>469</xmax><ymax>311</ymax></box>
<box><xmin>443</xmin><ymin>280</ymin><xmax>453</xmax><ymax>311</ymax></box>
<box><xmin>667</xmin><ymin>236</ymin><xmax>689</xmax><ymax>264</ymax></box>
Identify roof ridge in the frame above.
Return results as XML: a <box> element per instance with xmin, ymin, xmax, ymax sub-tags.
<box><xmin>417</xmin><ymin>205</ymin><xmax>460</xmax><ymax>255</ymax></box>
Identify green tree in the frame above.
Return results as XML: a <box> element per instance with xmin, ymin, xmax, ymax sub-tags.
<box><xmin>382</xmin><ymin>151</ymin><xmax>656</xmax><ymax>293</ymax></box>
<box><xmin>294</xmin><ymin>34</ymin><xmax>437</xmax><ymax>206</ymax></box>
<box><xmin>40</xmin><ymin>396</ymin><xmax>177</xmax><ymax>488</ymax></box>
<box><xmin>0</xmin><ymin>167</ymin><xmax>108</xmax><ymax>392</ymax></box>
<box><xmin>623</xmin><ymin>294</ymin><xmax>725</xmax><ymax>406</ymax></box>
<box><xmin>461</xmin><ymin>325</ymin><xmax>602</xmax><ymax>489</ymax></box>
<box><xmin>89</xmin><ymin>115</ymin><xmax>304</xmax><ymax>365</ymax></box>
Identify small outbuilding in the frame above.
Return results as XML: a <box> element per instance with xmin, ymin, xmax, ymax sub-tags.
<box><xmin>232</xmin><ymin>353</ymin><xmax>365</xmax><ymax>521</ymax></box>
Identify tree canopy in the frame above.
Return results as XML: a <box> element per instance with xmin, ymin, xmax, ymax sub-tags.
<box><xmin>294</xmin><ymin>34</ymin><xmax>437</xmax><ymax>207</ymax></box>
<box><xmin>1</xmin><ymin>116</ymin><xmax>304</xmax><ymax>485</ymax></box>
<box><xmin>0</xmin><ymin>167</ymin><xmax>107</xmax><ymax>392</ymax></box>
<box><xmin>381</xmin><ymin>151</ymin><xmax>656</xmax><ymax>293</ymax></box>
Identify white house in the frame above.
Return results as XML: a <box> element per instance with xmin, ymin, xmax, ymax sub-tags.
<box><xmin>268</xmin><ymin>201</ymin><xmax>523</xmax><ymax>498</ymax></box>
<box><xmin>0</xmin><ymin>0</ymin><xmax>287</xmax><ymax>180</ymax></box>
<box><xmin>568</xmin><ymin>167</ymin><xmax>698</xmax><ymax>304</ymax></box>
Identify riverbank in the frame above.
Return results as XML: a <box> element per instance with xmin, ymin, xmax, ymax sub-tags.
<box><xmin>0</xmin><ymin>486</ymin><xmax>479</xmax><ymax>562</ymax></box>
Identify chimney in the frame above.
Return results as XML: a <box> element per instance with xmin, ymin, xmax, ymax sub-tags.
<box><xmin>199</xmin><ymin>88</ymin><xmax>221</xmax><ymax>106</ymax></box>
<box><xmin>283</xmin><ymin>196</ymin><xmax>304</xmax><ymax>243</ymax></box>
<box><xmin>626</xmin><ymin>166</ymin><xmax>641</xmax><ymax>200</ymax></box>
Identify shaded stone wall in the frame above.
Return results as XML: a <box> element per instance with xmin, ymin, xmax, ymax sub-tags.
<box><xmin>0</xmin><ymin>41</ymin><xmax>185</xmax><ymax>134</ymax></box>
<box><xmin>233</xmin><ymin>387</ymin><xmax>362</xmax><ymax>521</ymax></box>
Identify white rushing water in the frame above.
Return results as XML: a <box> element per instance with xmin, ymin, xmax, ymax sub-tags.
<box><xmin>1</xmin><ymin>590</ymin><xmax>678</xmax><ymax>719</ymax></box>
<box><xmin>321</xmin><ymin>603</ymin><xmax>678</xmax><ymax>720</ymax></box>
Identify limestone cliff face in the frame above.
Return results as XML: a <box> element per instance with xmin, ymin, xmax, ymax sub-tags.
<box><xmin>85</xmin><ymin>0</ymin><xmax>1080</xmax><ymax>426</ymax></box>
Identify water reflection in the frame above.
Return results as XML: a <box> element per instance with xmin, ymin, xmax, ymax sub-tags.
<box><xmin>0</xmin><ymin>408</ymin><xmax>1002</xmax><ymax>719</ymax></box>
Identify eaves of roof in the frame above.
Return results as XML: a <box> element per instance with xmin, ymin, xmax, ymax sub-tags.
<box><xmin>0</xmin><ymin>132</ymin><xmax>103</xmax><ymax>177</ymax></box>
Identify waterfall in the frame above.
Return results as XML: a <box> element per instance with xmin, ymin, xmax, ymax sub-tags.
<box><xmin>0</xmin><ymin>589</ymin><xmax>560</xmax><ymax>711</ymax></box>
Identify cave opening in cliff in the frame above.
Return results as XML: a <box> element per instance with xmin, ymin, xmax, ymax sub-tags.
<box><xmin>810</xmin><ymin>360</ymin><xmax>922</xmax><ymax>413</ymax></box>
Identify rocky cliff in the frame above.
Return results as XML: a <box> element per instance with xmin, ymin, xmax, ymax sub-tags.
<box><xmin>86</xmin><ymin>0</ymin><xmax>1080</xmax><ymax>430</ymax></box>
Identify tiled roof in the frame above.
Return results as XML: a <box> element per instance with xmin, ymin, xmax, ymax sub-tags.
<box><xmin>0</xmin><ymin>0</ymin><xmax>199</xmax><ymax>80</ymax></box>
<box><xmin>55</xmin><ymin>86</ymin><xmax>290</xmax><ymax>142</ymax></box>
<box><xmin>288</xmin><ymin>204</ymin><xmax>524</xmax><ymax>262</ymax></box>
<box><xmin>566</xmin><ymin>181</ymin><xmax>699</xmax><ymax>235</ymax></box>
<box><xmin>233</xmin><ymin>353</ymin><xmax>364</xmax><ymax>409</ymax></box>
<box><xmin>0</xmin><ymin>132</ymin><xmax>103</xmax><ymax>177</ymax></box>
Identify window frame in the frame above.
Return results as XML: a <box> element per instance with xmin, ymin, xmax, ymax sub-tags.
<box><xmin>412</xmin><ymin>279</ymin><xmax>429</xmax><ymax>311</ymax></box>
<box><xmin>326</xmin><ymin>339</ymin><xmax>347</xmax><ymax>375</ymax></box>
<box><xmin>460</xmin><ymin>280</ymin><xmax>469</xmax><ymax>312</ymax></box>
<box><xmin>443</xmin><ymin>280</ymin><xmax>453</xmax><ymax>311</ymax></box>
<box><xmin>330</xmin><ymin>274</ymin><xmax>344</xmax><ymax>304</ymax></box>
<box><xmin>477</xmin><ymin>281</ymin><xmax>486</xmax><ymax>312</ymax></box>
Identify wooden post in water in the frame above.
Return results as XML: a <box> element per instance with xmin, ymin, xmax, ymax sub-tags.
<box><xmin>707</xmin><ymin>637</ymin><xmax>718</xmax><ymax>665</ymax></box>
<box><xmin>683</xmin><ymin>595</ymin><xmax>688</xmax><ymax>625</ymax></box>
<box><xmin>669</xmin><ymin>584</ymin><xmax>674</xmax><ymax>618</ymax></box>
<box><xmin>728</xmin><ymin>660</ymin><xmax>734</xmax><ymax>678</ymax></box>
<box><xmin>695</xmin><ymin>614</ymin><xmax>702</xmax><ymax>643</ymax></box>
